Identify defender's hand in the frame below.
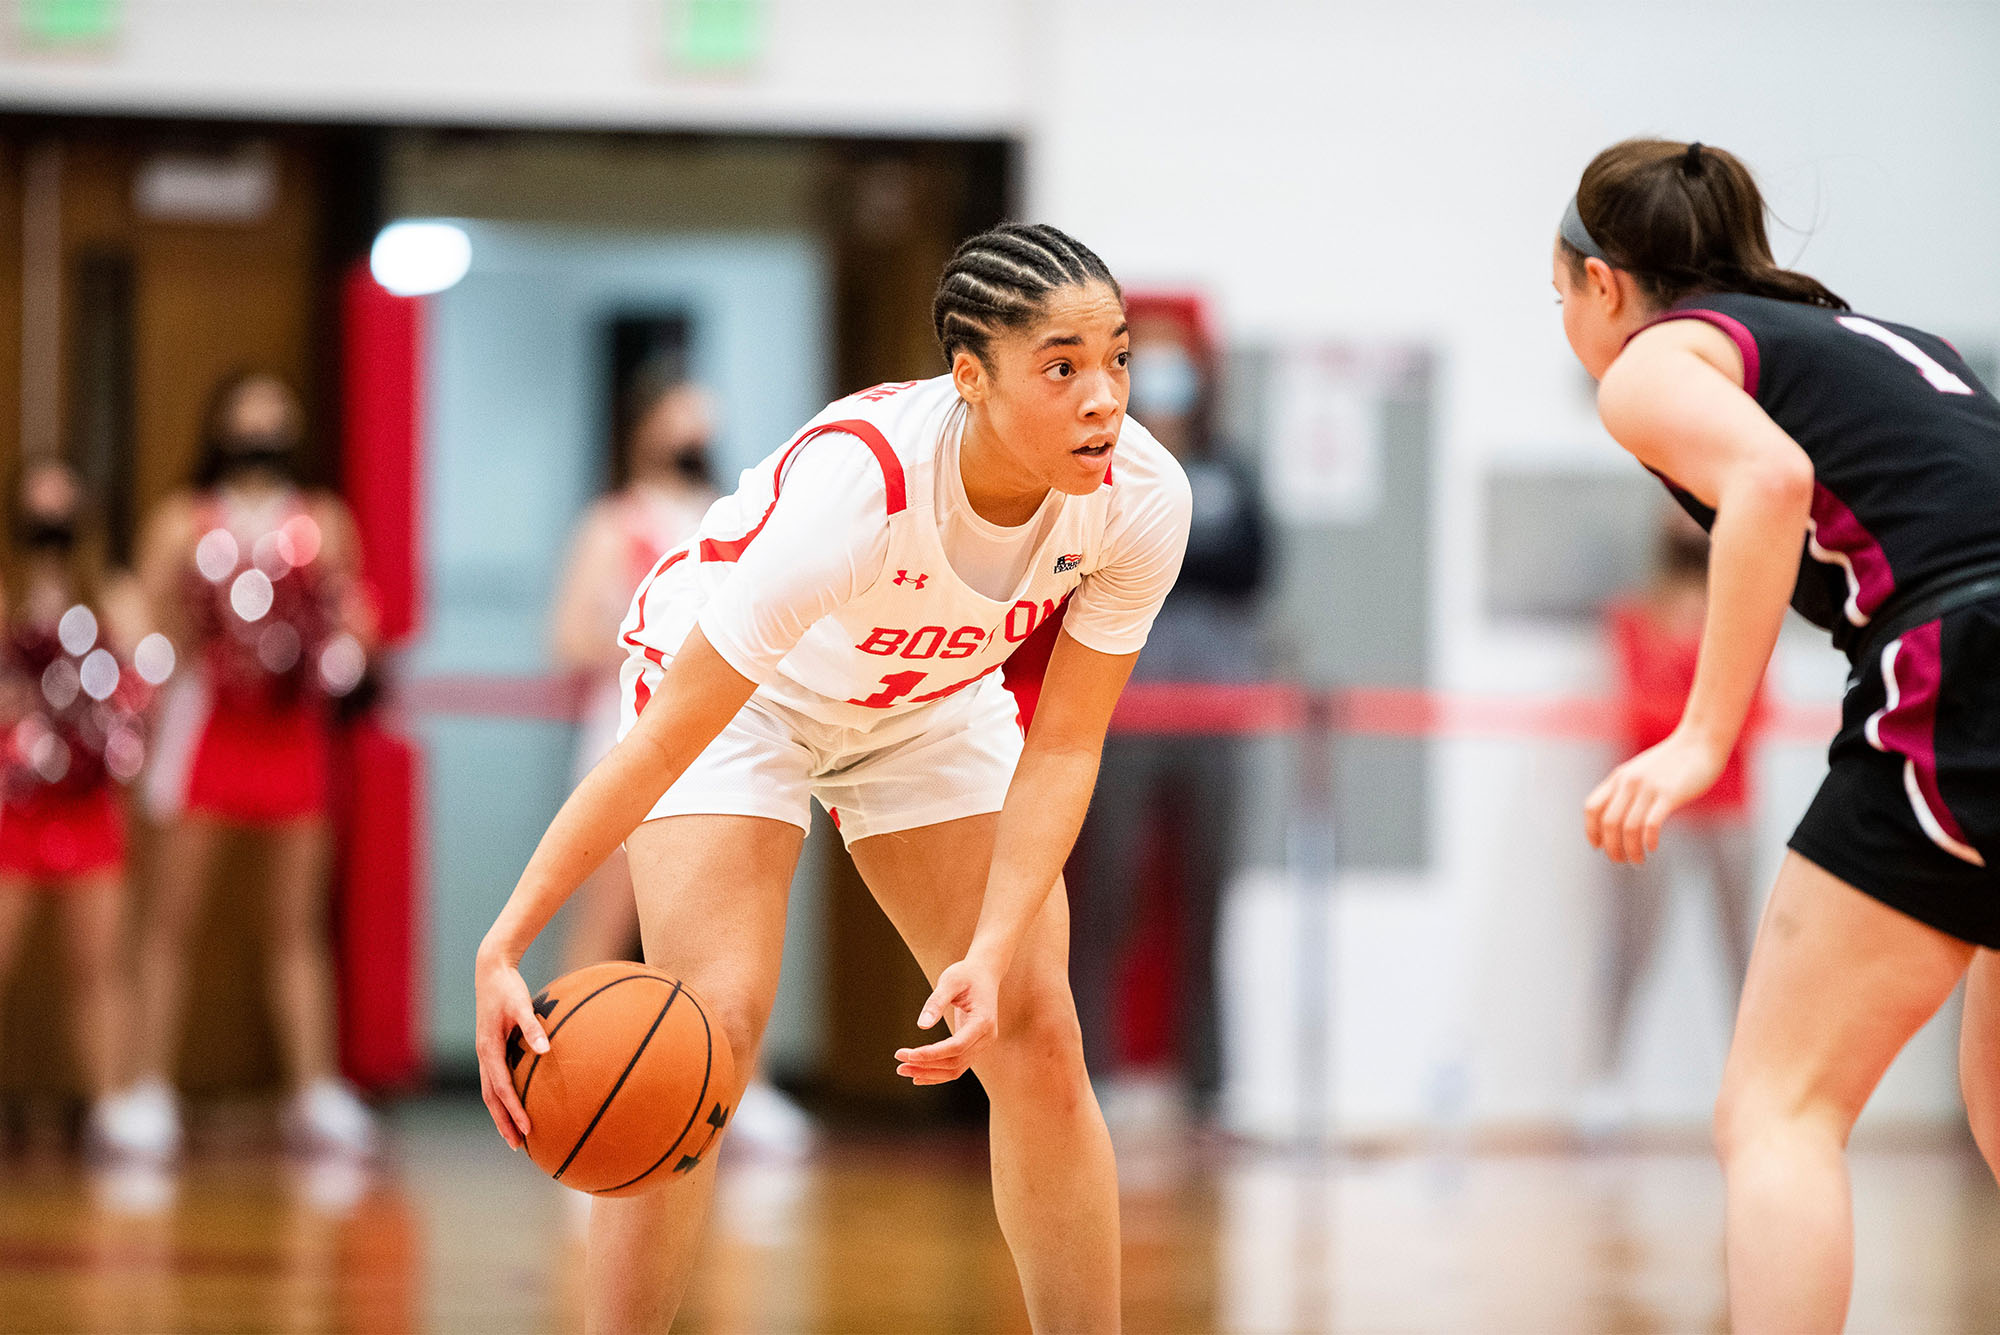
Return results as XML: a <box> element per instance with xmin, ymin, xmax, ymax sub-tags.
<box><xmin>1585</xmin><ymin>729</ymin><xmax>1729</xmax><ymax>865</ymax></box>
<box><xmin>895</xmin><ymin>957</ymin><xmax>1002</xmax><ymax>1085</ymax></box>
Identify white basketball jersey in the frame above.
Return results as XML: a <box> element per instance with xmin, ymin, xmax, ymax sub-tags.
<box><xmin>619</xmin><ymin>375</ymin><xmax>1134</xmax><ymax>732</ymax></box>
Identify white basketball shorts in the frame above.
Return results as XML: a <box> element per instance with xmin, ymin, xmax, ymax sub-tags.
<box><xmin>615</xmin><ymin>653</ymin><xmax>1025</xmax><ymax>846</ymax></box>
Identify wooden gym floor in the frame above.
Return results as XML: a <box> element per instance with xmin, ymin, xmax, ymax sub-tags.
<box><xmin>0</xmin><ymin>1097</ymin><xmax>1995</xmax><ymax>1333</ymax></box>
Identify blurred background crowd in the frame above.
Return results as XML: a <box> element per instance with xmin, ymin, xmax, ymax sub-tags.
<box><xmin>0</xmin><ymin>0</ymin><xmax>1993</xmax><ymax>1190</ymax></box>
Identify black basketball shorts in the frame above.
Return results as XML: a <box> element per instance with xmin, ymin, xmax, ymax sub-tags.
<box><xmin>1790</xmin><ymin>597</ymin><xmax>2000</xmax><ymax>948</ymax></box>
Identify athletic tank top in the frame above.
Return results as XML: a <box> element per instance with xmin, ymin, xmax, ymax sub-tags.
<box><xmin>621</xmin><ymin>376</ymin><xmax>1161</xmax><ymax>732</ymax></box>
<box><xmin>1638</xmin><ymin>292</ymin><xmax>2000</xmax><ymax>655</ymax></box>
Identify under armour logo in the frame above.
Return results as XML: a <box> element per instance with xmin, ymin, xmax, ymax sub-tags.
<box><xmin>893</xmin><ymin>570</ymin><xmax>928</xmax><ymax>589</ymax></box>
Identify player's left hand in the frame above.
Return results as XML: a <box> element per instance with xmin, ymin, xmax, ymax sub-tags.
<box><xmin>1585</xmin><ymin>729</ymin><xmax>1728</xmax><ymax>865</ymax></box>
<box><xmin>895</xmin><ymin>956</ymin><xmax>1001</xmax><ymax>1085</ymax></box>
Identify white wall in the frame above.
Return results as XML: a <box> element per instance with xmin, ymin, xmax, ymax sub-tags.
<box><xmin>0</xmin><ymin>0</ymin><xmax>1026</xmax><ymax>134</ymax></box>
<box><xmin>1029</xmin><ymin>0</ymin><xmax>2000</xmax><ymax>1132</ymax></box>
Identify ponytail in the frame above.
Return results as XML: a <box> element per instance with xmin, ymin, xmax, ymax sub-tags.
<box><xmin>1561</xmin><ymin>139</ymin><xmax>1848</xmax><ymax>311</ymax></box>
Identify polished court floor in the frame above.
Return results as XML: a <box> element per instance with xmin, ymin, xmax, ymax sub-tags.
<box><xmin>0</xmin><ymin>1098</ymin><xmax>1995</xmax><ymax>1332</ymax></box>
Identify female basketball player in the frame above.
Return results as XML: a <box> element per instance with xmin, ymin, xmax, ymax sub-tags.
<box><xmin>110</xmin><ymin>371</ymin><xmax>377</xmax><ymax>1159</ymax></box>
<box><xmin>1555</xmin><ymin>139</ymin><xmax>2000</xmax><ymax>1331</ymax></box>
<box><xmin>0</xmin><ymin>460</ymin><xmax>156</xmax><ymax>1154</ymax></box>
<box><xmin>475</xmin><ymin>222</ymin><xmax>1191</xmax><ymax>1332</ymax></box>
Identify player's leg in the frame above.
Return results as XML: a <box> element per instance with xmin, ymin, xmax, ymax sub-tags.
<box><xmin>1958</xmin><ymin>950</ymin><xmax>2000</xmax><ymax>1185</ymax></box>
<box><xmin>1712</xmin><ymin>852</ymin><xmax>1971</xmax><ymax>1333</ymax></box>
<box><xmin>55</xmin><ymin>871</ymin><xmax>128</xmax><ymax>1101</ymax></box>
<box><xmin>584</xmin><ymin>813</ymin><xmax>802</xmax><ymax>1334</ymax></box>
<box><xmin>560</xmin><ymin>848</ymin><xmax>641</xmax><ymax>969</ymax></box>
<box><xmin>852</xmin><ymin>813</ymin><xmax>1121</xmax><ymax>1335</ymax></box>
<box><xmin>132</xmin><ymin>815</ymin><xmax>224</xmax><ymax>1086</ymax></box>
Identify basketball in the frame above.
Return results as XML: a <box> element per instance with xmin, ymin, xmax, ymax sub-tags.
<box><xmin>505</xmin><ymin>961</ymin><xmax>735</xmax><ymax>1197</ymax></box>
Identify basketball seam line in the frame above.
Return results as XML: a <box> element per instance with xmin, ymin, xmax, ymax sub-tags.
<box><xmin>553</xmin><ymin>980</ymin><xmax>681</xmax><ymax>1183</ymax></box>
<box><xmin>518</xmin><ymin>972</ymin><xmax>667</xmax><ymax>1106</ymax></box>
<box><xmin>599</xmin><ymin>991</ymin><xmax>715</xmax><ymax>1195</ymax></box>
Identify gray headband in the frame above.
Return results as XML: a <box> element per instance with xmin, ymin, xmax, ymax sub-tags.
<box><xmin>1559</xmin><ymin>195</ymin><xmax>1609</xmax><ymax>262</ymax></box>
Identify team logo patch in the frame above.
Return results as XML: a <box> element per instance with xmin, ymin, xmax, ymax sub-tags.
<box><xmin>1053</xmin><ymin>553</ymin><xmax>1082</xmax><ymax>574</ymax></box>
<box><xmin>892</xmin><ymin>570</ymin><xmax>928</xmax><ymax>589</ymax></box>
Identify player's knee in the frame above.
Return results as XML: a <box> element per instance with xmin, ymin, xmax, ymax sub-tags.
<box><xmin>701</xmin><ymin>993</ymin><xmax>771</xmax><ymax>1085</ymax></box>
<box><xmin>983</xmin><ymin>991</ymin><xmax>1088</xmax><ymax>1099</ymax></box>
<box><xmin>1712</xmin><ymin>1079</ymin><xmax>1846</xmax><ymax>1168</ymax></box>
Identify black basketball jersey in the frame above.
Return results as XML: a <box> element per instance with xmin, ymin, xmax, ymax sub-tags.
<box><xmin>1639</xmin><ymin>291</ymin><xmax>2000</xmax><ymax>654</ymax></box>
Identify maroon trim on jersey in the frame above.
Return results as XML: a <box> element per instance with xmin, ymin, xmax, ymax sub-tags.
<box><xmin>1809</xmin><ymin>482</ymin><xmax>1896</xmax><ymax>625</ymax></box>
<box><xmin>1628</xmin><ymin>307</ymin><xmax>1761</xmax><ymax>397</ymax></box>
<box><xmin>1867</xmin><ymin>619</ymin><xmax>1983</xmax><ymax>861</ymax></box>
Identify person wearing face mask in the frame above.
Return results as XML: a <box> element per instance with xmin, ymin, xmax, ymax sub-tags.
<box><xmin>103</xmin><ymin>370</ymin><xmax>379</xmax><ymax>1161</ymax></box>
<box><xmin>1581</xmin><ymin>505</ymin><xmax>1766</xmax><ymax>1132</ymax></box>
<box><xmin>549</xmin><ymin>379</ymin><xmax>720</xmax><ymax>979</ymax></box>
<box><xmin>1067</xmin><ymin>296</ymin><xmax>1269</xmax><ymax>1122</ymax></box>
<box><xmin>0</xmin><ymin>460</ymin><xmax>164</xmax><ymax>1156</ymax></box>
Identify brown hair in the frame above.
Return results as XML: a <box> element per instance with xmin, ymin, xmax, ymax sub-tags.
<box><xmin>1564</xmin><ymin>139</ymin><xmax>1848</xmax><ymax>311</ymax></box>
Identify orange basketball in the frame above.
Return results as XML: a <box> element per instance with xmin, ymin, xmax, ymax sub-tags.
<box><xmin>505</xmin><ymin>961</ymin><xmax>735</xmax><ymax>1197</ymax></box>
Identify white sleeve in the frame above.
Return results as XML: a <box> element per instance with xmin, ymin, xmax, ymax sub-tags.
<box><xmin>1061</xmin><ymin>468</ymin><xmax>1194</xmax><ymax>656</ymax></box>
<box><xmin>695</xmin><ymin>437</ymin><xmax>891</xmax><ymax>681</ymax></box>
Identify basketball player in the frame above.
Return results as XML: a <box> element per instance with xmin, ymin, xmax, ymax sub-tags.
<box><xmin>475</xmin><ymin>222</ymin><xmax>1191</xmax><ymax>1332</ymax></box>
<box><xmin>110</xmin><ymin>371</ymin><xmax>377</xmax><ymax>1159</ymax></box>
<box><xmin>1556</xmin><ymin>139</ymin><xmax>2000</xmax><ymax>1331</ymax></box>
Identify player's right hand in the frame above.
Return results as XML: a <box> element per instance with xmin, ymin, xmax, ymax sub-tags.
<box><xmin>1584</xmin><ymin>727</ymin><xmax>1727</xmax><ymax>865</ymax></box>
<box><xmin>473</xmin><ymin>949</ymin><xmax>549</xmax><ymax>1149</ymax></box>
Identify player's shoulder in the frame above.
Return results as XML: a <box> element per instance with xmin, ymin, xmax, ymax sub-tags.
<box><xmin>1107</xmin><ymin>416</ymin><xmax>1192</xmax><ymax>514</ymax></box>
<box><xmin>810</xmin><ymin>375</ymin><xmax>957</xmax><ymax>436</ymax></box>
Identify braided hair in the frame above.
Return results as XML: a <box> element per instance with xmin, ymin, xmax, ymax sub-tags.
<box><xmin>932</xmin><ymin>223</ymin><xmax>1123</xmax><ymax>367</ymax></box>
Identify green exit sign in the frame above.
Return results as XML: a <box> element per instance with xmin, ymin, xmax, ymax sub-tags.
<box><xmin>18</xmin><ymin>0</ymin><xmax>120</xmax><ymax>46</ymax></box>
<box><xmin>665</xmin><ymin>0</ymin><xmax>760</xmax><ymax>72</ymax></box>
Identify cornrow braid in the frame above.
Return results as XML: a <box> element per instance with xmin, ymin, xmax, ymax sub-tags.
<box><xmin>932</xmin><ymin>222</ymin><xmax>1122</xmax><ymax>366</ymax></box>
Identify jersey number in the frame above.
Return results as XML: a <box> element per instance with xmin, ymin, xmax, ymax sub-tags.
<box><xmin>846</xmin><ymin>665</ymin><xmax>998</xmax><ymax>709</ymax></box>
<box><xmin>1838</xmin><ymin>316</ymin><xmax>1974</xmax><ymax>395</ymax></box>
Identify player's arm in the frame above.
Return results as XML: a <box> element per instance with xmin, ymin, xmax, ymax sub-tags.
<box><xmin>981</xmin><ymin>630</ymin><xmax>1136</xmax><ymax>963</ymax></box>
<box><xmin>473</xmin><ymin>627</ymin><xmax>756</xmax><ymax>1146</ymax></box>
<box><xmin>1586</xmin><ymin>322</ymin><xmax>1812</xmax><ymax>864</ymax></box>
<box><xmin>894</xmin><ymin>631</ymin><xmax>1135</xmax><ymax>1086</ymax></box>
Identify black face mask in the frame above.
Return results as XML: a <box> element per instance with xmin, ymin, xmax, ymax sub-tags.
<box><xmin>671</xmin><ymin>449</ymin><xmax>710</xmax><ymax>485</ymax></box>
<box><xmin>21</xmin><ymin>519</ymin><xmax>76</xmax><ymax>553</ymax></box>
<box><xmin>220</xmin><ymin>431</ymin><xmax>297</xmax><ymax>478</ymax></box>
